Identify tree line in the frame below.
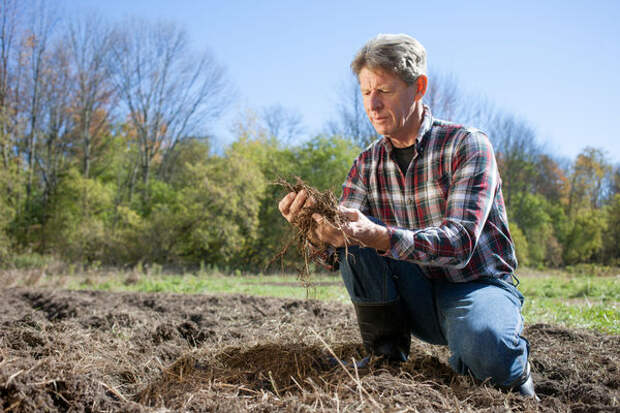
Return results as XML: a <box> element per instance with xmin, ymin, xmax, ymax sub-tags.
<box><xmin>0</xmin><ymin>1</ymin><xmax>618</xmax><ymax>271</ymax></box>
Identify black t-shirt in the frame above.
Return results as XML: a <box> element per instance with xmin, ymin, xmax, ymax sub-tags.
<box><xmin>392</xmin><ymin>144</ymin><xmax>417</xmax><ymax>176</ymax></box>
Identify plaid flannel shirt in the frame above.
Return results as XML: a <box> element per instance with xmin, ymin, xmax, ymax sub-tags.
<box><xmin>324</xmin><ymin>106</ymin><xmax>517</xmax><ymax>283</ymax></box>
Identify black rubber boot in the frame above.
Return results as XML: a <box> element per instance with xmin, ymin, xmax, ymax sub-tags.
<box><xmin>517</xmin><ymin>362</ymin><xmax>540</xmax><ymax>401</ymax></box>
<box><xmin>502</xmin><ymin>362</ymin><xmax>539</xmax><ymax>401</ymax></box>
<box><xmin>353</xmin><ymin>299</ymin><xmax>411</xmax><ymax>364</ymax></box>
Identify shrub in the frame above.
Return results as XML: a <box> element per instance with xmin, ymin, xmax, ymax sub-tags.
<box><xmin>563</xmin><ymin>209</ymin><xmax>606</xmax><ymax>264</ymax></box>
<box><xmin>43</xmin><ymin>169</ymin><xmax>115</xmax><ymax>263</ymax></box>
<box><xmin>509</xmin><ymin>222</ymin><xmax>529</xmax><ymax>267</ymax></box>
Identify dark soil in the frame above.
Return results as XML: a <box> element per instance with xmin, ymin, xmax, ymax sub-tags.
<box><xmin>0</xmin><ymin>287</ymin><xmax>618</xmax><ymax>412</ymax></box>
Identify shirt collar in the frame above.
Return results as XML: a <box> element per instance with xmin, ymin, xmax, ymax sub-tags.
<box><xmin>381</xmin><ymin>104</ymin><xmax>433</xmax><ymax>153</ymax></box>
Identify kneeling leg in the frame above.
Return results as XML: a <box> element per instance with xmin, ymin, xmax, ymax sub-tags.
<box><xmin>436</xmin><ymin>279</ymin><xmax>529</xmax><ymax>387</ymax></box>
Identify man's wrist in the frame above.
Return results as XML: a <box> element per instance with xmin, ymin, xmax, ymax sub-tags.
<box><xmin>373</xmin><ymin>225</ymin><xmax>391</xmax><ymax>252</ymax></box>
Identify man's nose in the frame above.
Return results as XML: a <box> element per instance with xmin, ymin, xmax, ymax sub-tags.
<box><xmin>369</xmin><ymin>93</ymin><xmax>383</xmax><ymax>111</ymax></box>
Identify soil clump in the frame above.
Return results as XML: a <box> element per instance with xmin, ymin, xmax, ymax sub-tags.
<box><xmin>271</xmin><ymin>178</ymin><xmax>349</xmax><ymax>283</ymax></box>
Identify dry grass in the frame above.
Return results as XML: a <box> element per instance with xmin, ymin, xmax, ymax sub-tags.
<box><xmin>1</xmin><ymin>287</ymin><xmax>617</xmax><ymax>412</ymax></box>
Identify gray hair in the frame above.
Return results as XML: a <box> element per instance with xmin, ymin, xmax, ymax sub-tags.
<box><xmin>351</xmin><ymin>34</ymin><xmax>427</xmax><ymax>85</ymax></box>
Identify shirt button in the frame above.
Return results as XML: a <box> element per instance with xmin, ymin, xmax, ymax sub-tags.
<box><xmin>407</xmin><ymin>198</ymin><xmax>414</xmax><ymax>205</ymax></box>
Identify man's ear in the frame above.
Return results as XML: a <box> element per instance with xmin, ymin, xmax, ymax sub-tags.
<box><xmin>415</xmin><ymin>75</ymin><xmax>428</xmax><ymax>100</ymax></box>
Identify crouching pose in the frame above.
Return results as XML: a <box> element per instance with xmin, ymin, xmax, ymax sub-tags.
<box><xmin>278</xmin><ymin>34</ymin><xmax>537</xmax><ymax>399</ymax></box>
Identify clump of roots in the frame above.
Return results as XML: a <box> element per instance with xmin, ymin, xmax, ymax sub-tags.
<box><xmin>270</xmin><ymin>177</ymin><xmax>351</xmax><ymax>285</ymax></box>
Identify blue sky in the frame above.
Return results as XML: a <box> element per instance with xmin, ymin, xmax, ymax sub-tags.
<box><xmin>69</xmin><ymin>0</ymin><xmax>619</xmax><ymax>163</ymax></box>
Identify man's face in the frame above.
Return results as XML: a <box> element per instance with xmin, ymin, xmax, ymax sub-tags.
<box><xmin>359</xmin><ymin>66</ymin><xmax>418</xmax><ymax>140</ymax></box>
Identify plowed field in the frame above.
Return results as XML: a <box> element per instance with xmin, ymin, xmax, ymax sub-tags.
<box><xmin>1</xmin><ymin>288</ymin><xmax>618</xmax><ymax>412</ymax></box>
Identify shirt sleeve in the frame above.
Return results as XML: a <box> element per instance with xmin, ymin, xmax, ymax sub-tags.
<box><xmin>340</xmin><ymin>153</ymin><xmax>370</xmax><ymax>214</ymax></box>
<box><xmin>384</xmin><ymin>130</ymin><xmax>499</xmax><ymax>269</ymax></box>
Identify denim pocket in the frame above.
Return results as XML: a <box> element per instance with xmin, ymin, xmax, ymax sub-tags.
<box><xmin>479</xmin><ymin>277</ymin><xmax>525</xmax><ymax>307</ymax></box>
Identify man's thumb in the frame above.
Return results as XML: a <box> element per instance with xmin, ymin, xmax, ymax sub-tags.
<box><xmin>339</xmin><ymin>206</ymin><xmax>359</xmax><ymax>221</ymax></box>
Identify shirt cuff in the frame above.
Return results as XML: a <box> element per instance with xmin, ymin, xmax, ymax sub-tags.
<box><xmin>380</xmin><ymin>225</ymin><xmax>413</xmax><ymax>260</ymax></box>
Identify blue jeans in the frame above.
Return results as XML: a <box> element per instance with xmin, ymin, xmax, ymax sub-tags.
<box><xmin>338</xmin><ymin>245</ymin><xmax>528</xmax><ymax>387</ymax></box>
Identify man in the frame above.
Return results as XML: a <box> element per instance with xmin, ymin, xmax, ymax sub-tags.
<box><xmin>278</xmin><ymin>34</ymin><xmax>537</xmax><ymax>399</ymax></box>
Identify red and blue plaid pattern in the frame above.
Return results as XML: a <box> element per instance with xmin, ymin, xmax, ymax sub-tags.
<box><xmin>340</xmin><ymin>106</ymin><xmax>517</xmax><ymax>283</ymax></box>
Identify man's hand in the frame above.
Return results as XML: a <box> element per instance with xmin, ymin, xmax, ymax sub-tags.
<box><xmin>278</xmin><ymin>190</ymin><xmax>346</xmax><ymax>247</ymax></box>
<box><xmin>312</xmin><ymin>206</ymin><xmax>390</xmax><ymax>251</ymax></box>
<box><xmin>278</xmin><ymin>192</ymin><xmax>390</xmax><ymax>251</ymax></box>
<box><xmin>309</xmin><ymin>212</ymin><xmax>347</xmax><ymax>248</ymax></box>
<box><xmin>278</xmin><ymin>190</ymin><xmax>310</xmax><ymax>224</ymax></box>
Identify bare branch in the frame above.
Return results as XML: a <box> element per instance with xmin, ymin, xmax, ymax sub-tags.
<box><xmin>325</xmin><ymin>74</ymin><xmax>378</xmax><ymax>148</ymax></box>
<box><xmin>108</xmin><ymin>18</ymin><xmax>231</xmax><ymax>196</ymax></box>
<box><xmin>262</xmin><ymin>103</ymin><xmax>305</xmax><ymax>144</ymax></box>
<box><xmin>66</xmin><ymin>11</ymin><xmax>116</xmax><ymax>178</ymax></box>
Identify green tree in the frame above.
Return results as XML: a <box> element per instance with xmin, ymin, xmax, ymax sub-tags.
<box><xmin>160</xmin><ymin>137</ymin><xmax>211</xmax><ymax>188</ymax></box>
<box><xmin>563</xmin><ymin>208</ymin><xmax>606</xmax><ymax>264</ymax></box>
<box><xmin>612</xmin><ymin>165</ymin><xmax>620</xmax><ymax>199</ymax></box>
<box><xmin>532</xmin><ymin>154</ymin><xmax>569</xmax><ymax>206</ymax></box>
<box><xmin>0</xmin><ymin>169</ymin><xmax>15</xmax><ymax>260</ymax></box>
<box><xmin>106</xmin><ymin>204</ymin><xmax>146</xmax><ymax>265</ymax></box>
<box><xmin>508</xmin><ymin>222</ymin><xmax>529</xmax><ymax>268</ymax></box>
<box><xmin>567</xmin><ymin>147</ymin><xmax>612</xmax><ymax>216</ymax></box>
<box><xmin>133</xmin><ymin>149</ymin><xmax>266</xmax><ymax>266</ymax></box>
<box><xmin>227</xmin><ymin>133</ymin><xmax>296</xmax><ymax>269</ymax></box>
<box><xmin>601</xmin><ymin>194</ymin><xmax>620</xmax><ymax>265</ymax></box>
<box><xmin>296</xmin><ymin>135</ymin><xmax>360</xmax><ymax>193</ymax></box>
<box><xmin>43</xmin><ymin>168</ymin><xmax>115</xmax><ymax>262</ymax></box>
<box><xmin>509</xmin><ymin>193</ymin><xmax>559</xmax><ymax>267</ymax></box>
<box><xmin>544</xmin><ymin>201</ymin><xmax>570</xmax><ymax>267</ymax></box>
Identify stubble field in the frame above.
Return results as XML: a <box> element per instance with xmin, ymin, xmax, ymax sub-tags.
<box><xmin>0</xmin><ymin>284</ymin><xmax>618</xmax><ymax>412</ymax></box>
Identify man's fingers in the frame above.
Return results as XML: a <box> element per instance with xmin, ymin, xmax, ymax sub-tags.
<box><xmin>313</xmin><ymin>213</ymin><xmax>339</xmax><ymax>229</ymax></box>
<box><xmin>312</xmin><ymin>213</ymin><xmax>324</xmax><ymax>223</ymax></box>
<box><xmin>311</xmin><ymin>213</ymin><xmax>347</xmax><ymax>247</ymax></box>
<box><xmin>339</xmin><ymin>206</ymin><xmax>360</xmax><ymax>221</ymax></box>
<box><xmin>288</xmin><ymin>189</ymin><xmax>308</xmax><ymax>216</ymax></box>
<box><xmin>281</xmin><ymin>192</ymin><xmax>351</xmax><ymax>250</ymax></box>
<box><xmin>278</xmin><ymin>192</ymin><xmax>297</xmax><ymax>215</ymax></box>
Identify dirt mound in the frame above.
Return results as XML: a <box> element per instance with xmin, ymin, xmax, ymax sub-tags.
<box><xmin>0</xmin><ymin>287</ymin><xmax>617</xmax><ymax>412</ymax></box>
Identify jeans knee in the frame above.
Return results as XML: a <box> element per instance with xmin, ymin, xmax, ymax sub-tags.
<box><xmin>449</xmin><ymin>325</ymin><xmax>527</xmax><ymax>386</ymax></box>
